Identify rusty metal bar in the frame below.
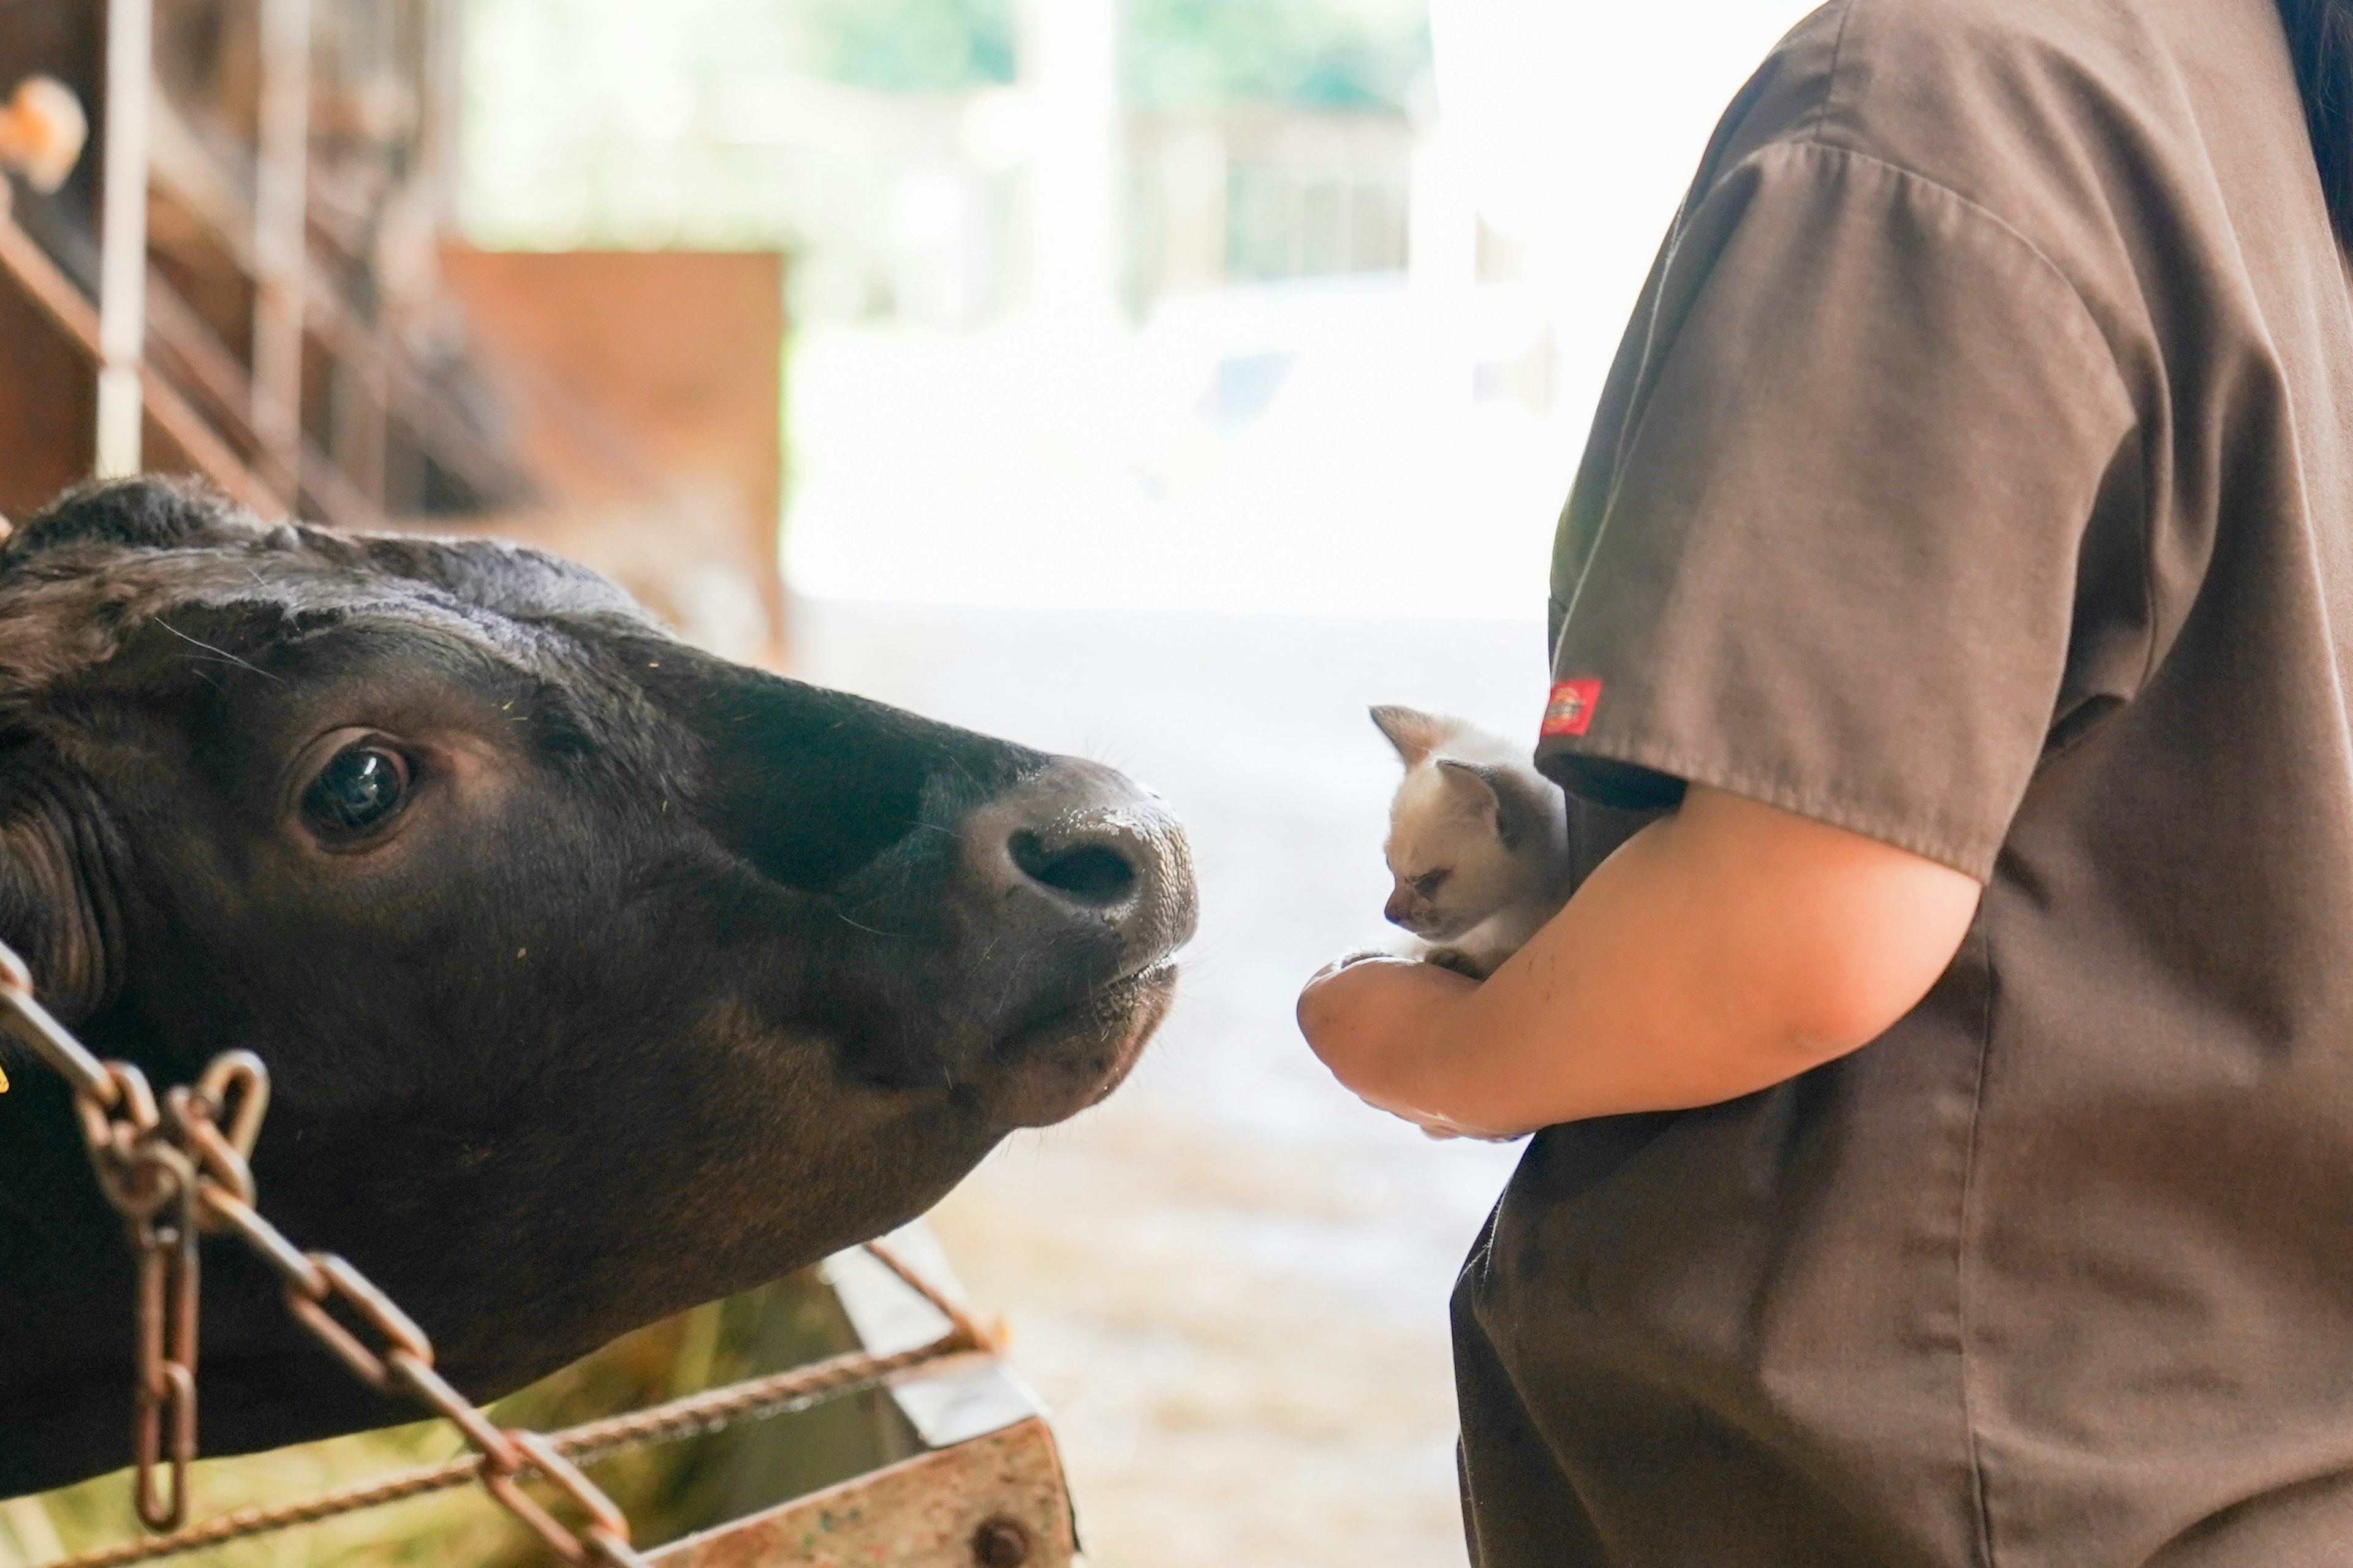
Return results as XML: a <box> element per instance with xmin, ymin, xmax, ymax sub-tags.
<box><xmin>418</xmin><ymin>0</ymin><xmax>465</xmax><ymax>229</ymax></box>
<box><xmin>326</xmin><ymin>351</ymin><xmax>390</xmax><ymax>507</ymax></box>
<box><xmin>143</xmin><ymin>270</ymin><xmax>388</xmax><ymax>531</ymax></box>
<box><xmin>94</xmin><ymin>0</ymin><xmax>153</xmax><ymax>476</ymax></box>
<box><xmin>145</xmin><ymin>89</ymin><xmax>528</xmax><ymax>512</ymax></box>
<box><xmin>251</xmin><ymin>0</ymin><xmax>310</xmax><ymax>501</ymax></box>
<box><xmin>0</xmin><ymin>190</ymin><xmax>276</xmax><ymax>510</ymax></box>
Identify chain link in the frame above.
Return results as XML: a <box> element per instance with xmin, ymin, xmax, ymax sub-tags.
<box><xmin>0</xmin><ymin>942</ymin><xmax>657</xmax><ymax>1564</ymax></box>
<box><xmin>126</xmin><ymin>1137</ymin><xmax>199</xmax><ymax>1532</ymax></box>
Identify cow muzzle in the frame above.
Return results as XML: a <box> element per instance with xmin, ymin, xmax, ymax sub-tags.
<box><xmin>945</xmin><ymin>758</ymin><xmax>1197</xmax><ymax>1126</ymax></box>
<box><xmin>961</xmin><ymin>759</ymin><xmax>1195</xmax><ymax>969</ymax></box>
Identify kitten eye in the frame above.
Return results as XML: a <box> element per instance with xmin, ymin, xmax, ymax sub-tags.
<box><xmin>1412</xmin><ymin>869</ymin><xmax>1450</xmax><ymax>900</ymax></box>
<box><xmin>301</xmin><ymin>742</ymin><xmax>411</xmax><ymax>841</ymax></box>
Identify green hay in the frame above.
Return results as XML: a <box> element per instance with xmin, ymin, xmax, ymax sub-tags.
<box><xmin>0</xmin><ymin>1269</ymin><xmax>914</xmax><ymax>1567</ymax></box>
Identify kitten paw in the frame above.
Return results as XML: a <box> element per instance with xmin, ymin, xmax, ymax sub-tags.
<box><xmin>1422</xmin><ymin>946</ymin><xmax>1492</xmax><ymax>980</ymax></box>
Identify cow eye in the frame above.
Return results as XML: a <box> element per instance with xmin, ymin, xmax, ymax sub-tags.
<box><xmin>301</xmin><ymin>743</ymin><xmax>411</xmax><ymax>838</ymax></box>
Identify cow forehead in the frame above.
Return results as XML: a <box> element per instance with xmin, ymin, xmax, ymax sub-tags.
<box><xmin>0</xmin><ymin>534</ymin><xmax>651</xmax><ymax>702</ymax></box>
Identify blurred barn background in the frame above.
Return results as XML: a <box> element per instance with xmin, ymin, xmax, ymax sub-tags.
<box><xmin>0</xmin><ymin>2</ymin><xmax>1816</xmax><ymax>1564</ymax></box>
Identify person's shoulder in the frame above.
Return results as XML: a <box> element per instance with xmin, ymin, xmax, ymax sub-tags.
<box><xmin>1703</xmin><ymin>0</ymin><xmax>2200</xmax><ymax>244</ymax></box>
<box><xmin>1828</xmin><ymin>0</ymin><xmax>2141</xmax><ymax>64</ymax></box>
<box><xmin>1763</xmin><ymin>0</ymin><xmax>2181</xmax><ymax>185</ymax></box>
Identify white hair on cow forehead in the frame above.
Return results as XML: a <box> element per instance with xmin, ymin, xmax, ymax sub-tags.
<box><xmin>0</xmin><ymin>530</ymin><xmax>653</xmax><ymax>702</ymax></box>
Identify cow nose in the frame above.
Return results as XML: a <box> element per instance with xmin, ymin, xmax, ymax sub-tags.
<box><xmin>957</xmin><ymin>759</ymin><xmax>1197</xmax><ymax>967</ymax></box>
<box><xmin>1010</xmin><ymin>828</ymin><xmax>1138</xmax><ymax>908</ymax></box>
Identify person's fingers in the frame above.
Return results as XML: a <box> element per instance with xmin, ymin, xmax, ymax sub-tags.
<box><xmin>1297</xmin><ymin>952</ymin><xmax>1417</xmax><ymax>1043</ymax></box>
<box><xmin>1302</xmin><ymin>948</ymin><xmax>1415</xmax><ymax>990</ymax></box>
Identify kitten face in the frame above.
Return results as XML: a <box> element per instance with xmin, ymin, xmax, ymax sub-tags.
<box><xmin>1383</xmin><ymin>762</ymin><xmax>1547</xmax><ymax>940</ymax></box>
<box><xmin>1371</xmin><ymin>705</ymin><xmax>1566</xmax><ymax>945</ymax></box>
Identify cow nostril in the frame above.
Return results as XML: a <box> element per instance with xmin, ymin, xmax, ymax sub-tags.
<box><xmin>1009</xmin><ymin>831</ymin><xmax>1137</xmax><ymax>906</ymax></box>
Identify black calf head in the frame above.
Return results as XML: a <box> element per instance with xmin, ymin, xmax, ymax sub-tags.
<box><xmin>0</xmin><ymin>479</ymin><xmax>1194</xmax><ymax>1494</ymax></box>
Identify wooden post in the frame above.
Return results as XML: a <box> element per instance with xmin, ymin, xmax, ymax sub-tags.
<box><xmin>94</xmin><ymin>0</ymin><xmax>151</xmax><ymax>477</ymax></box>
<box><xmin>252</xmin><ymin>0</ymin><xmax>310</xmax><ymax>504</ymax></box>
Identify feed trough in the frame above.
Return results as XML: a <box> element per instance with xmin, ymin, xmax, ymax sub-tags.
<box><xmin>650</xmin><ymin>1240</ymin><xmax>1078</xmax><ymax>1568</ymax></box>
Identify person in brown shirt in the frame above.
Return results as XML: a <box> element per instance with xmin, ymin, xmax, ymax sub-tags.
<box><xmin>1297</xmin><ymin>0</ymin><xmax>2353</xmax><ymax>1562</ymax></box>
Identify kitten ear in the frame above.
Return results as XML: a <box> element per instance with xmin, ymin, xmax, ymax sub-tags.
<box><xmin>1437</xmin><ymin>759</ymin><xmax>1555</xmax><ymax>851</ymax></box>
<box><xmin>1370</xmin><ymin>705</ymin><xmax>1450</xmax><ymax>767</ymax></box>
<box><xmin>1436</xmin><ymin>759</ymin><xmax>1502</xmax><ymax>822</ymax></box>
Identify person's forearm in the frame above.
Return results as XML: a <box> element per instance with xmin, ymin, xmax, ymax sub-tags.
<box><xmin>1299</xmin><ymin>787</ymin><xmax>1983</xmax><ymax>1137</ymax></box>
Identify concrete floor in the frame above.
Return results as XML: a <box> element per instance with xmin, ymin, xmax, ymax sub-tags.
<box><xmin>797</xmin><ymin>596</ymin><xmax>1546</xmax><ymax>1568</ymax></box>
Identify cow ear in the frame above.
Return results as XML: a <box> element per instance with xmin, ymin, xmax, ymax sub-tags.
<box><xmin>0</xmin><ymin>768</ymin><xmax>113</xmax><ymax>1025</ymax></box>
<box><xmin>7</xmin><ymin>475</ymin><xmax>255</xmax><ymax>564</ymax></box>
<box><xmin>1370</xmin><ymin>705</ymin><xmax>1450</xmax><ymax>767</ymax></box>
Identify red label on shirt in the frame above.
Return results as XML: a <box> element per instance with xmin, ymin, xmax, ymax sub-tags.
<box><xmin>1541</xmin><ymin>678</ymin><xmax>1602</xmax><ymax>738</ymax></box>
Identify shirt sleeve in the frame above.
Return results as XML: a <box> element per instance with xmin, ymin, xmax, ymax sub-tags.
<box><xmin>1539</xmin><ymin>139</ymin><xmax>2137</xmax><ymax>880</ymax></box>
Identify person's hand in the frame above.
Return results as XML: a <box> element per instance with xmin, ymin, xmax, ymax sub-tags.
<box><xmin>1297</xmin><ymin>953</ymin><xmax>1518</xmax><ymax>1139</ymax></box>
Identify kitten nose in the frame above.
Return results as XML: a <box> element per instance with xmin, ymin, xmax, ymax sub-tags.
<box><xmin>1384</xmin><ymin>884</ymin><xmax>1415</xmax><ymax>927</ymax></box>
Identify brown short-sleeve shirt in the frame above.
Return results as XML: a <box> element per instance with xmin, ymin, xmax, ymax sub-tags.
<box><xmin>1455</xmin><ymin>1</ymin><xmax>2353</xmax><ymax>1565</ymax></box>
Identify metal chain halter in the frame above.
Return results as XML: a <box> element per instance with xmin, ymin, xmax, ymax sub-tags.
<box><xmin>0</xmin><ymin>938</ymin><xmax>992</xmax><ymax>1566</ymax></box>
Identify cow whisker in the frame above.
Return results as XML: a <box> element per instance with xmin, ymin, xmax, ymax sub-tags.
<box><xmin>154</xmin><ymin>617</ymin><xmax>281</xmax><ymax>681</ymax></box>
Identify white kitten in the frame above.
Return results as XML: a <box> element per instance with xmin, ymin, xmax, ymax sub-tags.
<box><xmin>1371</xmin><ymin>705</ymin><xmax>1572</xmax><ymax>979</ymax></box>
